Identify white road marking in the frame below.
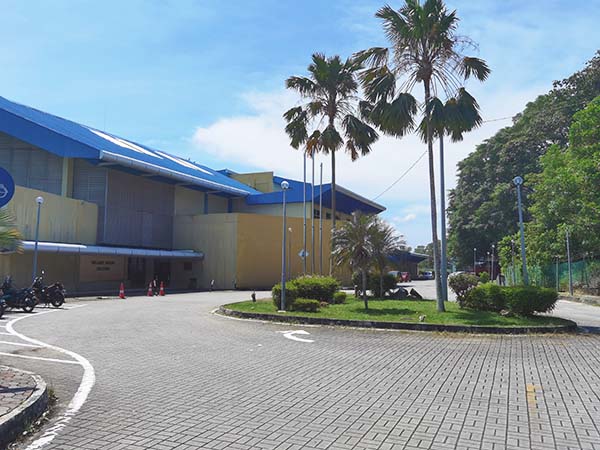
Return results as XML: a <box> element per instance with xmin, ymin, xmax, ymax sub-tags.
<box><xmin>0</xmin><ymin>331</ymin><xmax>12</xmax><ymax>335</ymax></box>
<box><xmin>277</xmin><ymin>330</ymin><xmax>314</xmax><ymax>343</ymax></box>
<box><xmin>0</xmin><ymin>340</ymin><xmax>41</xmax><ymax>347</ymax></box>
<box><xmin>5</xmin><ymin>306</ymin><xmax>95</xmax><ymax>450</ymax></box>
<box><xmin>0</xmin><ymin>352</ymin><xmax>80</xmax><ymax>364</ymax></box>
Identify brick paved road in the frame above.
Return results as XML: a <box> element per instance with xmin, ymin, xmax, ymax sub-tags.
<box><xmin>1</xmin><ymin>288</ymin><xmax>599</xmax><ymax>450</ymax></box>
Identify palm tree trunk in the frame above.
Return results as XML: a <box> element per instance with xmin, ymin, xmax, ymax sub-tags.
<box><xmin>424</xmin><ymin>81</ymin><xmax>444</xmax><ymax>312</ymax></box>
<box><xmin>361</xmin><ymin>269</ymin><xmax>368</xmax><ymax>310</ymax></box>
<box><xmin>439</xmin><ymin>134</ymin><xmax>448</xmax><ymax>302</ymax></box>
<box><xmin>379</xmin><ymin>272</ymin><xmax>383</xmax><ymax>299</ymax></box>
<box><xmin>329</xmin><ymin>116</ymin><xmax>337</xmax><ymax>276</ymax></box>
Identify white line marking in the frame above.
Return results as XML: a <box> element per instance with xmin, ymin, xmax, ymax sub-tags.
<box><xmin>0</xmin><ymin>352</ymin><xmax>80</xmax><ymax>364</ymax></box>
<box><xmin>0</xmin><ymin>331</ymin><xmax>12</xmax><ymax>335</ymax></box>
<box><xmin>5</xmin><ymin>308</ymin><xmax>96</xmax><ymax>449</ymax></box>
<box><xmin>277</xmin><ymin>330</ymin><xmax>314</xmax><ymax>343</ymax></box>
<box><xmin>0</xmin><ymin>340</ymin><xmax>41</xmax><ymax>347</ymax></box>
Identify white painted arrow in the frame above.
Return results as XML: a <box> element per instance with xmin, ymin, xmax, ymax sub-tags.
<box><xmin>277</xmin><ymin>330</ymin><xmax>314</xmax><ymax>343</ymax></box>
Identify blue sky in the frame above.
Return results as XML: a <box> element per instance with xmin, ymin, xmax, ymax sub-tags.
<box><xmin>1</xmin><ymin>0</ymin><xmax>599</xmax><ymax>247</ymax></box>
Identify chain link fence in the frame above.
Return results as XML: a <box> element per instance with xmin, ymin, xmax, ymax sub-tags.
<box><xmin>504</xmin><ymin>258</ymin><xmax>600</xmax><ymax>295</ymax></box>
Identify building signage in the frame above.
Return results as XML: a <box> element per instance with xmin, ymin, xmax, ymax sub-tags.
<box><xmin>0</xmin><ymin>167</ymin><xmax>15</xmax><ymax>208</ymax></box>
<box><xmin>79</xmin><ymin>255</ymin><xmax>125</xmax><ymax>282</ymax></box>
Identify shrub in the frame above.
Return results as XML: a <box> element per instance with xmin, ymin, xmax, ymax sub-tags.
<box><xmin>352</xmin><ymin>272</ymin><xmax>397</xmax><ymax>297</ymax></box>
<box><xmin>293</xmin><ymin>275</ymin><xmax>340</xmax><ymax>302</ymax></box>
<box><xmin>504</xmin><ymin>286</ymin><xmax>558</xmax><ymax>316</ymax></box>
<box><xmin>272</xmin><ymin>282</ymin><xmax>299</xmax><ymax>310</ymax></box>
<box><xmin>332</xmin><ymin>291</ymin><xmax>347</xmax><ymax>304</ymax></box>
<box><xmin>478</xmin><ymin>272</ymin><xmax>490</xmax><ymax>283</ymax></box>
<box><xmin>291</xmin><ymin>298</ymin><xmax>320</xmax><ymax>312</ymax></box>
<box><xmin>448</xmin><ymin>273</ymin><xmax>479</xmax><ymax>307</ymax></box>
<box><xmin>464</xmin><ymin>283</ymin><xmax>506</xmax><ymax>312</ymax></box>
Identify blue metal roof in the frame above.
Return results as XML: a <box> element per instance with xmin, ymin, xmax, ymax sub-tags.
<box><xmin>243</xmin><ymin>175</ymin><xmax>385</xmax><ymax>214</ymax></box>
<box><xmin>0</xmin><ymin>96</ymin><xmax>260</xmax><ymax>197</ymax></box>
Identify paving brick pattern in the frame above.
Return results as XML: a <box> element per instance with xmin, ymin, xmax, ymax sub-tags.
<box><xmin>6</xmin><ymin>291</ymin><xmax>600</xmax><ymax>450</ymax></box>
<box><xmin>0</xmin><ymin>365</ymin><xmax>37</xmax><ymax>418</ymax></box>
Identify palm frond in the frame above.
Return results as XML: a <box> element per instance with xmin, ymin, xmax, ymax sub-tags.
<box><xmin>342</xmin><ymin>114</ymin><xmax>379</xmax><ymax>161</ymax></box>
<box><xmin>460</xmin><ymin>57</ymin><xmax>490</xmax><ymax>82</ymax></box>
<box><xmin>0</xmin><ymin>209</ymin><xmax>22</xmax><ymax>253</ymax></box>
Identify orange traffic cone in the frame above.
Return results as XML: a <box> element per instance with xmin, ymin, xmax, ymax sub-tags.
<box><xmin>159</xmin><ymin>282</ymin><xmax>165</xmax><ymax>296</ymax></box>
<box><xmin>119</xmin><ymin>282</ymin><xmax>126</xmax><ymax>299</ymax></box>
<box><xmin>147</xmin><ymin>283</ymin><xmax>153</xmax><ymax>297</ymax></box>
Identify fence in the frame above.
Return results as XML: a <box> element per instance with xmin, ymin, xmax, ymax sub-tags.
<box><xmin>504</xmin><ymin>258</ymin><xmax>600</xmax><ymax>295</ymax></box>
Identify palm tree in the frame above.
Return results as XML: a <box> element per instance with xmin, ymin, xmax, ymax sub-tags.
<box><xmin>419</xmin><ymin>89</ymin><xmax>484</xmax><ymax>301</ymax></box>
<box><xmin>371</xmin><ymin>217</ymin><xmax>400</xmax><ymax>297</ymax></box>
<box><xmin>283</xmin><ymin>53</ymin><xmax>379</xmax><ymax>252</ymax></box>
<box><xmin>332</xmin><ymin>211</ymin><xmax>376</xmax><ymax>310</ymax></box>
<box><xmin>354</xmin><ymin>0</ymin><xmax>490</xmax><ymax>312</ymax></box>
<box><xmin>0</xmin><ymin>209</ymin><xmax>22</xmax><ymax>253</ymax></box>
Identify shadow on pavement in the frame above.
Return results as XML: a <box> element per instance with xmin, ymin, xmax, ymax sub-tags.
<box><xmin>578</xmin><ymin>326</ymin><xmax>600</xmax><ymax>334</ymax></box>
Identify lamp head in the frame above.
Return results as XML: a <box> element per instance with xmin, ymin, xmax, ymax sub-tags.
<box><xmin>513</xmin><ymin>176</ymin><xmax>523</xmax><ymax>186</ymax></box>
<box><xmin>280</xmin><ymin>180</ymin><xmax>290</xmax><ymax>190</ymax></box>
<box><xmin>35</xmin><ymin>196</ymin><xmax>44</xmax><ymax>205</ymax></box>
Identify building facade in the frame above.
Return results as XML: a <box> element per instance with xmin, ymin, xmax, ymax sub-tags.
<box><xmin>0</xmin><ymin>96</ymin><xmax>385</xmax><ymax>294</ymax></box>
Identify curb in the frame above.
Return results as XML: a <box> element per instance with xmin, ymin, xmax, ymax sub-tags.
<box><xmin>0</xmin><ymin>367</ymin><xmax>48</xmax><ymax>449</ymax></box>
<box><xmin>559</xmin><ymin>295</ymin><xmax>600</xmax><ymax>307</ymax></box>
<box><xmin>218</xmin><ymin>306</ymin><xmax>578</xmax><ymax>335</ymax></box>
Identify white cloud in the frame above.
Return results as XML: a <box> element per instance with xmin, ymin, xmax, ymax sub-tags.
<box><xmin>393</xmin><ymin>213</ymin><xmax>417</xmax><ymax>223</ymax></box>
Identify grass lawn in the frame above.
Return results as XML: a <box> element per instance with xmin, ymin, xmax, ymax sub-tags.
<box><xmin>223</xmin><ymin>296</ymin><xmax>572</xmax><ymax>327</ymax></box>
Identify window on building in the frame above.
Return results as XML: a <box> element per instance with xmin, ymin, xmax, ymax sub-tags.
<box><xmin>314</xmin><ymin>209</ymin><xmax>320</xmax><ymax>219</ymax></box>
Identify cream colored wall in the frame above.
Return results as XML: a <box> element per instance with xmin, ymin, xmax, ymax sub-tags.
<box><xmin>7</xmin><ymin>186</ymin><xmax>98</xmax><ymax>244</ymax></box>
<box><xmin>173</xmin><ymin>213</ymin><xmax>238</xmax><ymax>289</ymax></box>
<box><xmin>174</xmin><ymin>186</ymin><xmax>205</xmax><ymax>215</ymax></box>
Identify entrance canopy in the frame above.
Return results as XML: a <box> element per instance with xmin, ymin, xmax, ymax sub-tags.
<box><xmin>22</xmin><ymin>241</ymin><xmax>204</xmax><ymax>259</ymax></box>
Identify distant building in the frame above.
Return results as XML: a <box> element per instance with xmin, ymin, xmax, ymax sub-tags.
<box><xmin>0</xmin><ymin>96</ymin><xmax>385</xmax><ymax>294</ymax></box>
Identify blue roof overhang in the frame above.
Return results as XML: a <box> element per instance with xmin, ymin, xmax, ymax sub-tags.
<box><xmin>388</xmin><ymin>251</ymin><xmax>428</xmax><ymax>265</ymax></box>
<box><xmin>246</xmin><ymin>178</ymin><xmax>385</xmax><ymax>215</ymax></box>
<box><xmin>0</xmin><ymin>96</ymin><xmax>260</xmax><ymax>198</ymax></box>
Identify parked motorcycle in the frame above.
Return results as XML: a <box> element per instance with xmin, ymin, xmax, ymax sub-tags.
<box><xmin>32</xmin><ymin>275</ymin><xmax>66</xmax><ymax>308</ymax></box>
<box><xmin>0</xmin><ymin>276</ymin><xmax>36</xmax><ymax>313</ymax></box>
<box><xmin>0</xmin><ymin>297</ymin><xmax>5</xmax><ymax>318</ymax></box>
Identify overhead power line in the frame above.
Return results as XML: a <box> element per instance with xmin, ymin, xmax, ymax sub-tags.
<box><xmin>372</xmin><ymin>150</ymin><xmax>427</xmax><ymax>201</ymax></box>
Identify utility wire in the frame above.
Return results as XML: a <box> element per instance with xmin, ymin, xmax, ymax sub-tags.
<box><xmin>372</xmin><ymin>115</ymin><xmax>513</xmax><ymax>201</ymax></box>
<box><xmin>372</xmin><ymin>150</ymin><xmax>427</xmax><ymax>200</ymax></box>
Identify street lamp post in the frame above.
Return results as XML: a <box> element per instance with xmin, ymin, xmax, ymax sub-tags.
<box><xmin>491</xmin><ymin>244</ymin><xmax>495</xmax><ymax>283</ymax></box>
<box><xmin>32</xmin><ymin>196</ymin><xmax>44</xmax><ymax>282</ymax></box>
<box><xmin>287</xmin><ymin>227</ymin><xmax>292</xmax><ymax>280</ymax></box>
<box><xmin>511</xmin><ymin>240</ymin><xmax>516</xmax><ymax>285</ymax></box>
<box><xmin>513</xmin><ymin>176</ymin><xmax>529</xmax><ymax>285</ymax></box>
<box><xmin>487</xmin><ymin>251</ymin><xmax>490</xmax><ymax>275</ymax></box>
<box><xmin>280</xmin><ymin>181</ymin><xmax>290</xmax><ymax>310</ymax></box>
<box><xmin>473</xmin><ymin>248</ymin><xmax>477</xmax><ymax>274</ymax></box>
<box><xmin>566</xmin><ymin>229</ymin><xmax>573</xmax><ymax>296</ymax></box>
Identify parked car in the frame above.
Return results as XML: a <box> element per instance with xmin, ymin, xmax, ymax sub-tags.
<box><xmin>418</xmin><ymin>271</ymin><xmax>435</xmax><ymax>280</ymax></box>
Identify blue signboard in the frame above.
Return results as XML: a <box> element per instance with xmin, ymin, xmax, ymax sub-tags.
<box><xmin>0</xmin><ymin>167</ymin><xmax>15</xmax><ymax>208</ymax></box>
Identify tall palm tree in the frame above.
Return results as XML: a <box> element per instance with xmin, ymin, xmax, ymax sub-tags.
<box><xmin>0</xmin><ymin>209</ymin><xmax>22</xmax><ymax>253</ymax></box>
<box><xmin>371</xmin><ymin>217</ymin><xmax>400</xmax><ymax>297</ymax></box>
<box><xmin>354</xmin><ymin>0</ymin><xmax>490</xmax><ymax>312</ymax></box>
<box><xmin>283</xmin><ymin>53</ymin><xmax>379</xmax><ymax>257</ymax></box>
<box><xmin>419</xmin><ymin>89</ymin><xmax>484</xmax><ymax>301</ymax></box>
<box><xmin>332</xmin><ymin>211</ymin><xmax>376</xmax><ymax>310</ymax></box>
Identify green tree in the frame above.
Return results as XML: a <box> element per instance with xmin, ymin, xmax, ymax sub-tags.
<box><xmin>332</xmin><ymin>211</ymin><xmax>376</xmax><ymax>310</ymax></box>
<box><xmin>0</xmin><ymin>209</ymin><xmax>22</xmax><ymax>253</ymax></box>
<box><xmin>448</xmin><ymin>52</ymin><xmax>600</xmax><ymax>267</ymax></box>
<box><xmin>523</xmin><ymin>96</ymin><xmax>600</xmax><ymax>265</ymax></box>
<box><xmin>354</xmin><ymin>0</ymin><xmax>489</xmax><ymax>312</ymax></box>
<box><xmin>283</xmin><ymin>53</ymin><xmax>379</xmax><ymax>237</ymax></box>
<box><xmin>371</xmin><ymin>217</ymin><xmax>401</xmax><ymax>297</ymax></box>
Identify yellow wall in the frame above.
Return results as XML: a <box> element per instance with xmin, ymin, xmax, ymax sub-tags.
<box><xmin>7</xmin><ymin>186</ymin><xmax>98</xmax><ymax>244</ymax></box>
<box><xmin>235</xmin><ymin>214</ymin><xmax>346</xmax><ymax>288</ymax></box>
<box><xmin>230</xmin><ymin>172</ymin><xmax>274</xmax><ymax>193</ymax></box>
<box><xmin>173</xmin><ymin>213</ymin><xmax>238</xmax><ymax>289</ymax></box>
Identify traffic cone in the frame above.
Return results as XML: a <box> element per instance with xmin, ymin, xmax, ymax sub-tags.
<box><xmin>119</xmin><ymin>282</ymin><xmax>126</xmax><ymax>299</ymax></box>
<box><xmin>147</xmin><ymin>283</ymin><xmax>153</xmax><ymax>297</ymax></box>
<box><xmin>159</xmin><ymin>282</ymin><xmax>165</xmax><ymax>296</ymax></box>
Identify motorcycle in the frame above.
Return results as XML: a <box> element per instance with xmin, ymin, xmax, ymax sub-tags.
<box><xmin>0</xmin><ymin>297</ymin><xmax>5</xmax><ymax>318</ymax></box>
<box><xmin>0</xmin><ymin>276</ymin><xmax>37</xmax><ymax>313</ymax></box>
<box><xmin>32</xmin><ymin>275</ymin><xmax>66</xmax><ymax>308</ymax></box>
